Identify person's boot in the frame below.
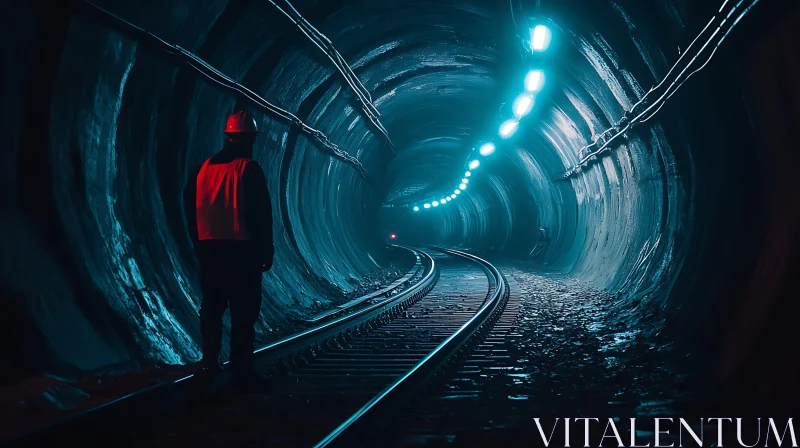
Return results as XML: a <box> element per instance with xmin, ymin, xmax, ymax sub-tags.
<box><xmin>230</xmin><ymin>367</ymin><xmax>271</xmax><ymax>393</ymax></box>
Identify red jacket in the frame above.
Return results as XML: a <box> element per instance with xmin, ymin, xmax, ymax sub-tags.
<box><xmin>195</xmin><ymin>157</ymin><xmax>251</xmax><ymax>241</ymax></box>
<box><xmin>183</xmin><ymin>149</ymin><xmax>274</xmax><ymax>267</ymax></box>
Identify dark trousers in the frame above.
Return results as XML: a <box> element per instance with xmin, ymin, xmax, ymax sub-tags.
<box><xmin>197</xmin><ymin>241</ymin><xmax>263</xmax><ymax>371</ymax></box>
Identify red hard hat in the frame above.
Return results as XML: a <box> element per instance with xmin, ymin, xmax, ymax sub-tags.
<box><xmin>223</xmin><ymin>111</ymin><xmax>260</xmax><ymax>133</ymax></box>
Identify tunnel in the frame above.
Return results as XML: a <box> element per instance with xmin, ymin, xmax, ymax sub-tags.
<box><xmin>2</xmin><ymin>0</ymin><xmax>800</xmax><ymax>445</ymax></box>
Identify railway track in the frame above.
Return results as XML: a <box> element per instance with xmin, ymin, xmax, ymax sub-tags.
<box><xmin>384</xmin><ymin>274</ymin><xmax>526</xmax><ymax>446</ymax></box>
<box><xmin>311</xmin><ymin>248</ymin><xmax>509</xmax><ymax>448</ymax></box>
<box><xmin>4</xmin><ymin>246</ymin><xmax>511</xmax><ymax>447</ymax></box>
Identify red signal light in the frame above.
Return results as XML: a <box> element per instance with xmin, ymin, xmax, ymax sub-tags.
<box><xmin>390</xmin><ymin>234</ymin><xmax>397</xmax><ymax>239</ymax></box>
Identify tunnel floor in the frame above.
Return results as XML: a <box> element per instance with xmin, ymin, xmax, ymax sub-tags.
<box><xmin>137</xmin><ymin>263</ymin><xmax>685</xmax><ymax>445</ymax></box>
<box><xmin>4</xmin><ymin>260</ymin><xmax>693</xmax><ymax>446</ymax></box>
<box><xmin>109</xmin><ymin>250</ymin><xmax>492</xmax><ymax>447</ymax></box>
<box><xmin>390</xmin><ymin>264</ymin><xmax>693</xmax><ymax>446</ymax></box>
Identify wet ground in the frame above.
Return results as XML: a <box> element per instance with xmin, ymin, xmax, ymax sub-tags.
<box><xmin>3</xmin><ymin>259</ymin><xmax>697</xmax><ymax>446</ymax></box>
<box><xmin>501</xmin><ymin>267</ymin><xmax>687</xmax><ymax>415</ymax></box>
<box><xmin>388</xmin><ymin>265</ymin><xmax>693</xmax><ymax>446</ymax></box>
<box><xmin>106</xmin><ymin>250</ymin><xmax>490</xmax><ymax>447</ymax></box>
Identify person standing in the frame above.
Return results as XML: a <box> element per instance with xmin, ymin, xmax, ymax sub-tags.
<box><xmin>183</xmin><ymin>111</ymin><xmax>274</xmax><ymax>391</ymax></box>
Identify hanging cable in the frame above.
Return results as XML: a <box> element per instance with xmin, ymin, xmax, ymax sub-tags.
<box><xmin>79</xmin><ymin>1</ymin><xmax>373</xmax><ymax>183</ymax></box>
<box><xmin>266</xmin><ymin>0</ymin><xmax>396</xmax><ymax>152</ymax></box>
<box><xmin>509</xmin><ymin>0</ymin><xmax>519</xmax><ymax>30</ymax></box>
<box><xmin>563</xmin><ymin>0</ymin><xmax>762</xmax><ymax>179</ymax></box>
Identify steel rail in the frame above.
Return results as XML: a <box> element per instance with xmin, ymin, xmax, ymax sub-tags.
<box><xmin>313</xmin><ymin>247</ymin><xmax>508</xmax><ymax>448</ymax></box>
<box><xmin>2</xmin><ymin>246</ymin><xmax>437</xmax><ymax>446</ymax></box>
<box><xmin>302</xmin><ymin>250</ymin><xmax>423</xmax><ymax>324</ymax></box>
<box><xmin>249</xmin><ymin>247</ymin><xmax>437</xmax><ymax>361</ymax></box>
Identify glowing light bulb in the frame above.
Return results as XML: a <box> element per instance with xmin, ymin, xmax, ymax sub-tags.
<box><xmin>451</xmin><ymin>194</ymin><xmax>456</xmax><ymax>199</ymax></box>
<box><xmin>424</xmin><ymin>203</ymin><xmax>431</xmax><ymax>208</ymax></box>
<box><xmin>524</xmin><ymin>70</ymin><xmax>544</xmax><ymax>92</ymax></box>
<box><xmin>413</xmin><ymin>206</ymin><xmax>419</xmax><ymax>211</ymax></box>
<box><xmin>479</xmin><ymin>143</ymin><xmax>496</xmax><ymax>156</ymax></box>
<box><xmin>531</xmin><ymin>25</ymin><xmax>550</xmax><ymax>51</ymax></box>
<box><xmin>459</xmin><ymin>183</ymin><xmax>467</xmax><ymax>190</ymax></box>
<box><xmin>446</xmin><ymin>197</ymin><xmax>451</xmax><ymax>201</ymax></box>
<box><xmin>499</xmin><ymin>119</ymin><xmax>519</xmax><ymax>139</ymax></box>
<box><xmin>462</xmin><ymin>178</ymin><xmax>469</xmax><ymax>184</ymax></box>
<box><xmin>469</xmin><ymin>160</ymin><xmax>480</xmax><ymax>169</ymax></box>
<box><xmin>432</xmin><ymin>201</ymin><xmax>439</xmax><ymax>207</ymax></box>
<box><xmin>465</xmin><ymin>171</ymin><xmax>471</xmax><ymax>177</ymax></box>
<box><xmin>455</xmin><ymin>190</ymin><xmax>461</xmax><ymax>195</ymax></box>
<box><xmin>513</xmin><ymin>94</ymin><xmax>534</xmax><ymax>117</ymax></box>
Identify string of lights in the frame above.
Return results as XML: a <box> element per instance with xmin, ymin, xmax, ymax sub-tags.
<box><xmin>562</xmin><ymin>0</ymin><xmax>762</xmax><ymax>179</ymax></box>
<box><xmin>412</xmin><ymin>22</ymin><xmax>552</xmax><ymax>212</ymax></box>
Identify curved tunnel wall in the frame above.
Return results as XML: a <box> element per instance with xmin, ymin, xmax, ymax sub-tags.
<box><xmin>376</xmin><ymin>0</ymin><xmax>798</xmax><ymax>402</ymax></box>
<box><xmin>382</xmin><ymin>0</ymin><xmax>694</xmax><ymax>317</ymax></box>
<box><xmin>2</xmin><ymin>0</ymin><xmax>799</xmax><ymax>409</ymax></box>
<box><xmin>4</xmin><ymin>0</ymin><xmax>403</xmax><ymax>374</ymax></box>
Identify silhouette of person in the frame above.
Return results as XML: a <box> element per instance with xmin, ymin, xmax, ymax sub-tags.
<box><xmin>183</xmin><ymin>111</ymin><xmax>273</xmax><ymax>391</ymax></box>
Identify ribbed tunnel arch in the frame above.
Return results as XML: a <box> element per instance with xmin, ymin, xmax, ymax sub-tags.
<box><xmin>379</xmin><ymin>0</ymin><xmax>693</xmax><ymax>315</ymax></box>
<box><xmin>3</xmin><ymin>0</ymin><xmax>799</xmax><ymax>412</ymax></box>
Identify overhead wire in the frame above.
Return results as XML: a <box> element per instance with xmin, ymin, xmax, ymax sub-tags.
<box><xmin>266</xmin><ymin>0</ymin><xmax>396</xmax><ymax>152</ymax></box>
<box><xmin>563</xmin><ymin>0</ymin><xmax>762</xmax><ymax>178</ymax></box>
<box><xmin>79</xmin><ymin>1</ymin><xmax>373</xmax><ymax>183</ymax></box>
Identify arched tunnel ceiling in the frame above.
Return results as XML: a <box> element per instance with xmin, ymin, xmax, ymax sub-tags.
<box><xmin>165</xmin><ymin>0</ymin><xmax>690</xmax><ymax>210</ymax></box>
<box><xmin>76</xmin><ymin>0</ymin><xmax>682</xmax><ymax>211</ymax></box>
<box><xmin>5</xmin><ymin>0</ymin><xmax>796</xmax><ymax>398</ymax></box>
<box><xmin>210</xmin><ymin>0</ymin><xmax>514</xmax><ymax>206</ymax></box>
<box><xmin>86</xmin><ymin>0</ymin><xmax>691</xmax><ymax>208</ymax></box>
